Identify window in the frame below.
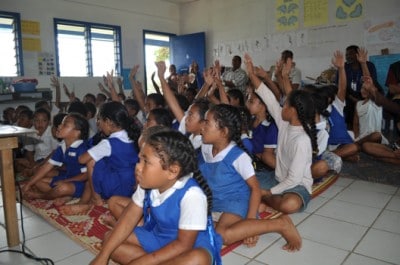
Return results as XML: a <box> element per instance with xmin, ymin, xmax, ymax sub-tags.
<box><xmin>54</xmin><ymin>19</ymin><xmax>122</xmax><ymax>77</ymax></box>
<box><xmin>143</xmin><ymin>30</ymin><xmax>174</xmax><ymax>94</ymax></box>
<box><xmin>0</xmin><ymin>11</ymin><xmax>23</xmax><ymax>76</ymax></box>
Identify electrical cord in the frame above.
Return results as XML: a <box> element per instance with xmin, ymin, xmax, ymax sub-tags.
<box><xmin>0</xmin><ymin>181</ymin><xmax>55</xmax><ymax>265</ymax></box>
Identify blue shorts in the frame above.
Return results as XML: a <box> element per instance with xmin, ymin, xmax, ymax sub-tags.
<box><xmin>50</xmin><ymin>174</ymin><xmax>85</xmax><ymax>198</ymax></box>
<box><xmin>255</xmin><ymin>170</ymin><xmax>311</xmax><ymax>212</ymax></box>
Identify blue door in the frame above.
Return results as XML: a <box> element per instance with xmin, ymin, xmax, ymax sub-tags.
<box><xmin>170</xmin><ymin>32</ymin><xmax>205</xmax><ymax>75</ymax></box>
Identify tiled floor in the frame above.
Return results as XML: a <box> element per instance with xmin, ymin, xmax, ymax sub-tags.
<box><xmin>1</xmin><ymin>177</ymin><xmax>399</xmax><ymax>265</ymax></box>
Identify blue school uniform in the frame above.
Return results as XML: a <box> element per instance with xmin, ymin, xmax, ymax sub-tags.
<box><xmin>251</xmin><ymin>120</ymin><xmax>278</xmax><ymax>155</ymax></box>
<box><xmin>198</xmin><ymin>145</ymin><xmax>250</xmax><ymax>218</ymax></box>
<box><xmin>327</xmin><ymin>105</ymin><xmax>353</xmax><ymax>145</ymax></box>
<box><xmin>135</xmin><ymin>178</ymin><xmax>222</xmax><ymax>264</ymax></box>
<box><xmin>49</xmin><ymin>140</ymin><xmax>88</xmax><ymax>197</ymax></box>
<box><xmin>92</xmin><ymin>137</ymin><xmax>138</xmax><ymax>199</ymax></box>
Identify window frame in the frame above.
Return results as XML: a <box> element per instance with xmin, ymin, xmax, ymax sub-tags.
<box><xmin>54</xmin><ymin>18</ymin><xmax>122</xmax><ymax>77</ymax></box>
<box><xmin>0</xmin><ymin>10</ymin><xmax>24</xmax><ymax>76</ymax></box>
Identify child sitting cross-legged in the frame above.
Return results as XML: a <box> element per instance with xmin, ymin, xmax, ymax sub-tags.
<box><xmin>22</xmin><ymin>113</ymin><xmax>89</xmax><ymax>205</ymax></box>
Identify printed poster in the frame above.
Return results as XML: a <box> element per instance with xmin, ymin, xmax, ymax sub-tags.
<box><xmin>275</xmin><ymin>0</ymin><xmax>299</xmax><ymax>32</ymax></box>
<box><xmin>21</xmin><ymin>20</ymin><xmax>40</xmax><ymax>35</ymax></box>
<box><xmin>336</xmin><ymin>0</ymin><xmax>363</xmax><ymax>22</ymax></box>
<box><xmin>364</xmin><ymin>16</ymin><xmax>400</xmax><ymax>46</ymax></box>
<box><xmin>304</xmin><ymin>0</ymin><xmax>328</xmax><ymax>27</ymax></box>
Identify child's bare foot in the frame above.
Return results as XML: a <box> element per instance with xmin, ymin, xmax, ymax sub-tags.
<box><xmin>53</xmin><ymin>196</ymin><xmax>72</xmax><ymax>207</ymax></box>
<box><xmin>23</xmin><ymin>190</ymin><xmax>43</xmax><ymax>200</ymax></box>
<box><xmin>59</xmin><ymin>204</ymin><xmax>92</xmax><ymax>215</ymax></box>
<box><xmin>279</xmin><ymin>215</ymin><xmax>302</xmax><ymax>252</ymax></box>
<box><xmin>101</xmin><ymin>213</ymin><xmax>117</xmax><ymax>228</ymax></box>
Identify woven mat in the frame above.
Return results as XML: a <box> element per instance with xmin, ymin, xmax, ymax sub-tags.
<box><xmin>22</xmin><ymin>172</ymin><xmax>338</xmax><ymax>257</ymax></box>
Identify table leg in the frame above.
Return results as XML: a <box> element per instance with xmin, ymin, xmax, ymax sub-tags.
<box><xmin>0</xmin><ymin>137</ymin><xmax>20</xmax><ymax>247</ymax></box>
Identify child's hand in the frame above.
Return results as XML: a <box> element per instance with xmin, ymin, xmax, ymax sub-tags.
<box><xmin>282</xmin><ymin>58</ymin><xmax>292</xmax><ymax>78</ymax></box>
<box><xmin>204</xmin><ymin>68</ymin><xmax>214</xmax><ymax>86</ymax></box>
<box><xmin>129</xmin><ymin>65</ymin><xmax>140</xmax><ymax>80</ymax></box>
<box><xmin>331</xmin><ymin>50</ymin><xmax>345</xmax><ymax>69</ymax></box>
<box><xmin>50</xmin><ymin>76</ymin><xmax>60</xmax><ymax>88</ymax></box>
<box><xmin>254</xmin><ymin>66</ymin><xmax>268</xmax><ymax>80</ymax></box>
<box><xmin>274</xmin><ymin>60</ymin><xmax>283</xmax><ymax>77</ymax></box>
<box><xmin>362</xmin><ymin>76</ymin><xmax>377</xmax><ymax>97</ymax></box>
<box><xmin>98</xmin><ymin>82</ymin><xmax>107</xmax><ymax>93</ymax></box>
<box><xmin>155</xmin><ymin>61</ymin><xmax>166</xmax><ymax>79</ymax></box>
<box><xmin>244</xmin><ymin>53</ymin><xmax>254</xmax><ymax>75</ymax></box>
<box><xmin>106</xmin><ymin>70</ymin><xmax>114</xmax><ymax>88</ymax></box>
<box><xmin>356</xmin><ymin>47</ymin><xmax>368</xmax><ymax>64</ymax></box>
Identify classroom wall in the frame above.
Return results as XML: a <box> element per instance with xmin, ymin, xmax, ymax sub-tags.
<box><xmin>1</xmin><ymin>0</ymin><xmax>399</xmax><ymax>105</ymax></box>
<box><xmin>0</xmin><ymin>0</ymin><xmax>181</xmax><ymax>101</ymax></box>
<box><xmin>180</xmin><ymin>0</ymin><xmax>400</xmax><ymax>82</ymax></box>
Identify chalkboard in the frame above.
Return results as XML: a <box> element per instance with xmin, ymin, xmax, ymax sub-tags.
<box><xmin>369</xmin><ymin>54</ymin><xmax>400</xmax><ymax>95</ymax></box>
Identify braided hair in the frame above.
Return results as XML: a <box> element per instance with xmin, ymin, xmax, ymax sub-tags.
<box><xmin>209</xmin><ymin>104</ymin><xmax>253</xmax><ymax>160</ymax></box>
<box><xmin>287</xmin><ymin>90</ymin><xmax>319</xmax><ymax>158</ymax></box>
<box><xmin>98</xmin><ymin>101</ymin><xmax>141</xmax><ymax>143</ymax></box>
<box><xmin>147</xmin><ymin>131</ymin><xmax>213</xmax><ymax>215</ymax></box>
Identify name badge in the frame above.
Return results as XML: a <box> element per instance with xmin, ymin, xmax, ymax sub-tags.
<box><xmin>68</xmin><ymin>152</ymin><xmax>76</xmax><ymax>157</ymax></box>
<box><xmin>351</xmin><ymin>81</ymin><xmax>357</xmax><ymax>91</ymax></box>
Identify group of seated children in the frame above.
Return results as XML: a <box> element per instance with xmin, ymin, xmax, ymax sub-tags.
<box><xmin>12</xmin><ymin>47</ymin><xmax>399</xmax><ymax>265</ymax></box>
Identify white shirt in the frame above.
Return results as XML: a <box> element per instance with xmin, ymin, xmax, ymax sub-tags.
<box><xmin>178</xmin><ymin>113</ymin><xmax>202</xmax><ymax>150</ymax></box>
<box><xmin>255</xmin><ymin>82</ymin><xmax>313</xmax><ymax>194</ymax></box>
<box><xmin>24</xmin><ymin>126</ymin><xmax>58</xmax><ymax>161</ymax></box>
<box><xmin>132</xmin><ymin>175</ymin><xmax>207</xmax><ymax>230</ymax></box>
<box><xmin>88</xmin><ymin>130</ymin><xmax>132</xmax><ymax>162</ymax></box>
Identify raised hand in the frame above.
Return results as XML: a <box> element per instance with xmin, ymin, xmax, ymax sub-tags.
<box><xmin>129</xmin><ymin>65</ymin><xmax>140</xmax><ymax>81</ymax></box>
<box><xmin>254</xmin><ymin>65</ymin><xmax>268</xmax><ymax>80</ymax></box>
<box><xmin>356</xmin><ymin>47</ymin><xmax>368</xmax><ymax>64</ymax></box>
<box><xmin>50</xmin><ymin>76</ymin><xmax>60</xmax><ymax>88</ymax></box>
<box><xmin>155</xmin><ymin>61</ymin><xmax>166</xmax><ymax>79</ymax></box>
<box><xmin>282</xmin><ymin>57</ymin><xmax>292</xmax><ymax>78</ymax></box>
<box><xmin>203</xmin><ymin>68</ymin><xmax>214</xmax><ymax>86</ymax></box>
<box><xmin>274</xmin><ymin>60</ymin><xmax>283</xmax><ymax>77</ymax></box>
<box><xmin>331</xmin><ymin>50</ymin><xmax>345</xmax><ymax>69</ymax></box>
<box><xmin>244</xmin><ymin>53</ymin><xmax>255</xmax><ymax>75</ymax></box>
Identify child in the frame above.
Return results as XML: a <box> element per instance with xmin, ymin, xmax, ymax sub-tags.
<box><xmin>61</xmin><ymin>101</ymin><xmax>141</xmax><ymax>215</ymax></box>
<box><xmin>90</xmin><ymin>131</ymin><xmax>222</xmax><ymax>265</ymax></box>
<box><xmin>156</xmin><ymin>61</ymin><xmax>209</xmax><ymax>149</ymax></box>
<box><xmin>143</xmin><ymin>108</ymin><xmax>173</xmax><ymax>129</ymax></box>
<box><xmin>16</xmin><ymin>108</ymin><xmax>59</xmax><ymax>172</ymax></box>
<box><xmin>245</xmin><ymin>53</ymin><xmax>316</xmax><ymax>214</ymax></box>
<box><xmin>199</xmin><ymin>103</ymin><xmax>301</xmax><ymax>251</ymax></box>
<box><xmin>22</xmin><ymin>113</ymin><xmax>89</xmax><ymax>204</ymax></box>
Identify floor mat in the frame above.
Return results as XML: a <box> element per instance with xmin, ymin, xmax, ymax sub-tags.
<box><xmin>22</xmin><ymin>172</ymin><xmax>338</xmax><ymax>258</ymax></box>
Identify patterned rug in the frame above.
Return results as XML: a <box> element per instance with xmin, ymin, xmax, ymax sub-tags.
<box><xmin>22</xmin><ymin>172</ymin><xmax>338</xmax><ymax>258</ymax></box>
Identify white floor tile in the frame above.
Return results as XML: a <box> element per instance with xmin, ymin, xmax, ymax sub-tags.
<box><xmin>334</xmin><ymin>177</ymin><xmax>354</xmax><ymax>187</ymax></box>
<box><xmin>343</xmin><ymin>253</ymin><xmax>393</xmax><ymax>265</ymax></box>
<box><xmin>395</xmin><ymin>188</ymin><xmax>400</xmax><ymax>196</ymax></box>
<box><xmin>0</xmin><ymin>245</ymin><xmax>42</xmax><ymax>265</ymax></box>
<box><xmin>297</xmin><ymin>215</ymin><xmax>368</xmax><ymax>251</ymax></box>
<box><xmin>315</xmin><ymin>199</ymin><xmax>381</xmax><ymax>227</ymax></box>
<box><xmin>335</xmin><ymin>188</ymin><xmax>392</xmax><ymax>209</ymax></box>
<box><xmin>255</xmin><ymin>238</ymin><xmax>348</xmax><ymax>265</ymax></box>
<box><xmin>233</xmin><ymin>233</ymin><xmax>280</xmax><ymax>259</ymax></box>
<box><xmin>355</xmin><ymin>228</ymin><xmax>400</xmax><ymax>264</ymax></box>
<box><xmin>55</xmin><ymin>250</ymin><xmax>95</xmax><ymax>265</ymax></box>
<box><xmin>246</xmin><ymin>260</ymin><xmax>266</xmax><ymax>265</ymax></box>
<box><xmin>372</xmin><ymin>210</ymin><xmax>400</xmax><ymax>234</ymax></box>
<box><xmin>0</xmin><ymin>203</ymin><xmax>35</xmax><ymax>224</ymax></box>
<box><xmin>319</xmin><ymin>185</ymin><xmax>344</xmax><ymax>199</ymax></box>
<box><xmin>386</xmin><ymin>196</ymin><xmax>400</xmax><ymax>212</ymax></box>
<box><xmin>18</xmin><ymin>214</ymin><xmax>58</xmax><ymax>240</ymax></box>
<box><xmin>348</xmin><ymin>181</ymin><xmax>397</xmax><ymax>195</ymax></box>
<box><xmin>289</xmin><ymin>211</ymin><xmax>309</xmax><ymax>225</ymax></box>
<box><xmin>25</xmin><ymin>230</ymin><xmax>85</xmax><ymax>262</ymax></box>
<box><xmin>222</xmin><ymin>252</ymin><xmax>250</xmax><ymax>265</ymax></box>
<box><xmin>304</xmin><ymin>196</ymin><xmax>329</xmax><ymax>213</ymax></box>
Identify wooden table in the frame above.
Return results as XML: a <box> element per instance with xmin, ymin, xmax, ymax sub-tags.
<box><xmin>0</xmin><ymin>125</ymin><xmax>35</xmax><ymax>247</ymax></box>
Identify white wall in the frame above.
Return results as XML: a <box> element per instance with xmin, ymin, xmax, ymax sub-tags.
<box><xmin>0</xmin><ymin>0</ymin><xmax>180</xmax><ymax>101</ymax></box>
<box><xmin>180</xmin><ymin>0</ymin><xmax>400</xmax><ymax>80</ymax></box>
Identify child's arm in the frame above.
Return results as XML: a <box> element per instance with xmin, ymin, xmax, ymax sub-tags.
<box><xmin>97</xmin><ymin>81</ymin><xmax>112</xmax><ymax>99</ymax></box>
<box><xmin>50</xmin><ymin>76</ymin><xmax>61</xmax><ymax>109</ymax></box>
<box><xmin>106</xmin><ymin>70</ymin><xmax>120</xmax><ymax>102</ymax></box>
<box><xmin>194</xmin><ymin>69</ymin><xmax>212</xmax><ymax>100</ymax></box>
<box><xmin>22</xmin><ymin>162</ymin><xmax>54</xmax><ymax>193</ymax></box>
<box><xmin>129</xmin><ymin>65</ymin><xmax>146</xmax><ymax>113</ymax></box>
<box><xmin>117</xmin><ymin>77</ymin><xmax>125</xmax><ymax>95</ymax></box>
<box><xmin>332</xmin><ymin>50</ymin><xmax>346</xmax><ymax>102</ymax></box>
<box><xmin>260</xmin><ymin>148</ymin><xmax>276</xmax><ymax>169</ymax></box>
<box><xmin>254</xmin><ymin>65</ymin><xmax>281</xmax><ymax>101</ymax></box>
<box><xmin>150</xmin><ymin>71</ymin><xmax>161</xmax><ymax>94</ymax></box>
<box><xmin>245</xmin><ymin>54</ymin><xmax>283</xmax><ymax>127</ymax></box>
<box><xmin>155</xmin><ymin>61</ymin><xmax>185</xmax><ymax>122</ymax></box>
<box><xmin>245</xmin><ymin>176</ymin><xmax>261</xmax><ymax>219</ymax></box>
<box><xmin>91</xmin><ymin>201</ymin><xmax>143</xmax><ymax>265</ymax></box>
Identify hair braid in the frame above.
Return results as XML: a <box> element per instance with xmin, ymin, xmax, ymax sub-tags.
<box><xmin>291</xmin><ymin>91</ymin><xmax>319</xmax><ymax>158</ymax></box>
<box><xmin>148</xmin><ymin>131</ymin><xmax>213</xmax><ymax>215</ymax></box>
